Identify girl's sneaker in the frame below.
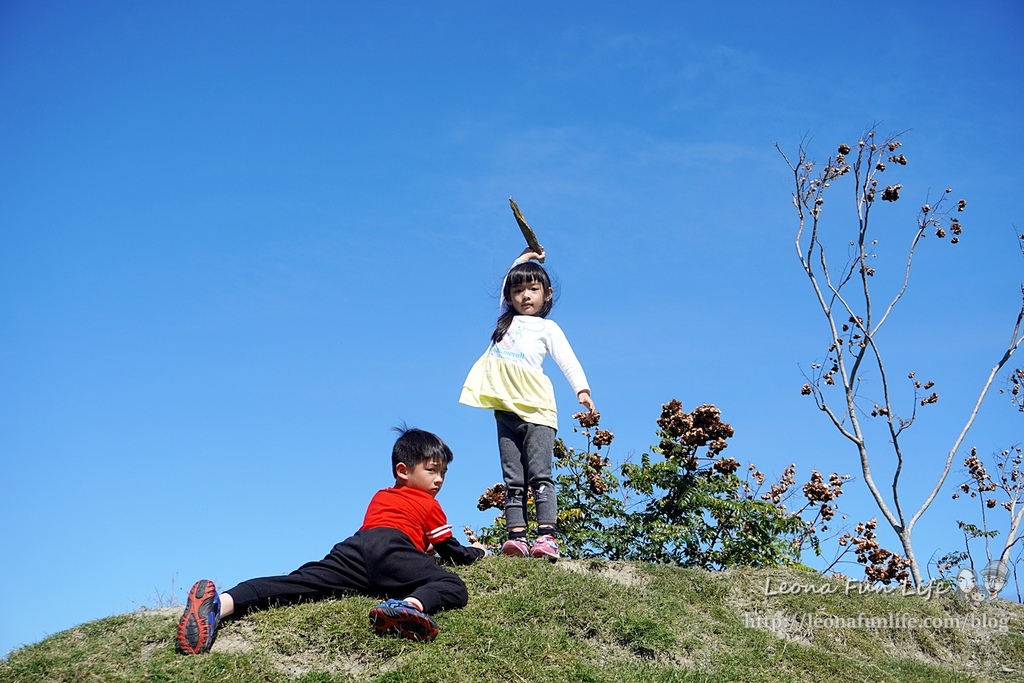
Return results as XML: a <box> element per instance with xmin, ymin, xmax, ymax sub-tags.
<box><xmin>368</xmin><ymin>599</ymin><xmax>439</xmax><ymax>642</ymax></box>
<box><xmin>176</xmin><ymin>579</ymin><xmax>221</xmax><ymax>654</ymax></box>
<box><xmin>530</xmin><ymin>534</ymin><xmax>559</xmax><ymax>561</ymax></box>
<box><xmin>500</xmin><ymin>539</ymin><xmax>529</xmax><ymax>557</ymax></box>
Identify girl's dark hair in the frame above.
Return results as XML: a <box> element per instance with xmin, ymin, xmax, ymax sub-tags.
<box><xmin>490</xmin><ymin>261</ymin><xmax>554</xmax><ymax>344</ymax></box>
<box><xmin>391</xmin><ymin>425</ymin><xmax>453</xmax><ymax>477</ymax></box>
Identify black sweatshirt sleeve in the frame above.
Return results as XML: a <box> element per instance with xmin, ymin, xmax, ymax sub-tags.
<box><xmin>433</xmin><ymin>537</ymin><xmax>487</xmax><ymax>566</ymax></box>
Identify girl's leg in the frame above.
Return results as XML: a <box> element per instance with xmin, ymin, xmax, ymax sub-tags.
<box><xmin>495</xmin><ymin>411</ymin><xmax>528</xmax><ymax>533</ymax></box>
<box><xmin>522</xmin><ymin>423</ymin><xmax>557</xmax><ymax>529</ymax></box>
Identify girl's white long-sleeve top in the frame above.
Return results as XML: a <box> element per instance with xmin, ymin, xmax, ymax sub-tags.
<box><xmin>459</xmin><ymin>314</ymin><xmax>589</xmax><ymax>430</ymax></box>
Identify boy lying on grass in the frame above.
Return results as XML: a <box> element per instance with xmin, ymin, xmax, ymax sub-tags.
<box><xmin>176</xmin><ymin>426</ymin><xmax>487</xmax><ymax>653</ymax></box>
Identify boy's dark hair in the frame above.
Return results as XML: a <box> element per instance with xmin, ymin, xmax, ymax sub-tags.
<box><xmin>391</xmin><ymin>425</ymin><xmax>454</xmax><ymax>477</ymax></box>
<box><xmin>490</xmin><ymin>261</ymin><xmax>555</xmax><ymax>344</ymax></box>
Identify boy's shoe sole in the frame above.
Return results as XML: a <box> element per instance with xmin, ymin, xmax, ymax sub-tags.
<box><xmin>368</xmin><ymin>601</ymin><xmax>439</xmax><ymax>642</ymax></box>
<box><xmin>176</xmin><ymin>579</ymin><xmax>221</xmax><ymax>654</ymax></box>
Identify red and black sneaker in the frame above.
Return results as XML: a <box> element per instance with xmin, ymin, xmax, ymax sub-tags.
<box><xmin>368</xmin><ymin>599</ymin><xmax>439</xmax><ymax>642</ymax></box>
<box><xmin>176</xmin><ymin>579</ymin><xmax>221</xmax><ymax>654</ymax></box>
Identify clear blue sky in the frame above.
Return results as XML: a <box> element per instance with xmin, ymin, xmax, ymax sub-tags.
<box><xmin>2</xmin><ymin>0</ymin><xmax>1022</xmax><ymax>657</ymax></box>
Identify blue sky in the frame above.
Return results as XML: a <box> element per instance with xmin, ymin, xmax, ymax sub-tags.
<box><xmin>2</xmin><ymin>0</ymin><xmax>1022</xmax><ymax>657</ymax></box>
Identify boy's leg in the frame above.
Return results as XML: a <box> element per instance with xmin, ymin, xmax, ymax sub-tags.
<box><xmin>177</xmin><ymin>536</ymin><xmax>371</xmax><ymax>654</ymax></box>
<box><xmin>365</xmin><ymin>528</ymin><xmax>467</xmax><ymax>642</ymax></box>
<box><xmin>403</xmin><ymin>566</ymin><xmax>469</xmax><ymax>615</ymax></box>
<box><xmin>364</xmin><ymin>529</ymin><xmax>470</xmax><ymax>614</ymax></box>
<box><xmin>221</xmin><ymin>537</ymin><xmax>370</xmax><ymax>617</ymax></box>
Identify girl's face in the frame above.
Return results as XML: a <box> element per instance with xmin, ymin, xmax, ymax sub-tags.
<box><xmin>510</xmin><ymin>279</ymin><xmax>552</xmax><ymax>316</ymax></box>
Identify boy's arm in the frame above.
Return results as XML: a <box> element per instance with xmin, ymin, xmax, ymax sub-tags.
<box><xmin>433</xmin><ymin>538</ymin><xmax>487</xmax><ymax>566</ymax></box>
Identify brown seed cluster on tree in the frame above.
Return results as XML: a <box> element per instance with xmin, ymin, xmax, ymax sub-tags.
<box><xmin>838</xmin><ymin>519</ymin><xmax>911</xmax><ymax>586</ymax></box>
<box><xmin>657</xmin><ymin>399</ymin><xmax>734</xmax><ymax>456</ymax></box>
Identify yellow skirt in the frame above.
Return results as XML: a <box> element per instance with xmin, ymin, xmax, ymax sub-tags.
<box><xmin>459</xmin><ymin>355</ymin><xmax>558</xmax><ymax>429</ymax></box>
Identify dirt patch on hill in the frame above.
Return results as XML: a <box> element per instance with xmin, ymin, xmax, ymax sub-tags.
<box><xmin>558</xmin><ymin>559</ymin><xmax>648</xmax><ymax>587</ymax></box>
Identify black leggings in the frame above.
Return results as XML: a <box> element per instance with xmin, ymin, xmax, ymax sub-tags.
<box><xmin>224</xmin><ymin>527</ymin><xmax>469</xmax><ymax>615</ymax></box>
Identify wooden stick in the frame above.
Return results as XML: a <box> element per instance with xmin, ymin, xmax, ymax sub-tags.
<box><xmin>508</xmin><ymin>197</ymin><xmax>544</xmax><ymax>256</ymax></box>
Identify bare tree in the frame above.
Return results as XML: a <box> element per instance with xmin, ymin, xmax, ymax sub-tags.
<box><xmin>954</xmin><ymin>445</ymin><xmax>1024</xmax><ymax>574</ymax></box>
<box><xmin>778</xmin><ymin>126</ymin><xmax>1024</xmax><ymax>586</ymax></box>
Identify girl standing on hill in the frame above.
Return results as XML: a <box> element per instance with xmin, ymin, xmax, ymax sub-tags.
<box><xmin>460</xmin><ymin>248</ymin><xmax>595</xmax><ymax>560</ymax></box>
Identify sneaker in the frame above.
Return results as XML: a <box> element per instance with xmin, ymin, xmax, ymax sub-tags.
<box><xmin>500</xmin><ymin>539</ymin><xmax>529</xmax><ymax>557</ymax></box>
<box><xmin>530</xmin><ymin>534</ymin><xmax>559</xmax><ymax>561</ymax></box>
<box><xmin>368</xmin><ymin>599</ymin><xmax>439</xmax><ymax>642</ymax></box>
<box><xmin>176</xmin><ymin>579</ymin><xmax>221</xmax><ymax>654</ymax></box>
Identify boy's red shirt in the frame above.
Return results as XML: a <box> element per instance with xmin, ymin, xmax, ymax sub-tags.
<box><xmin>359</xmin><ymin>486</ymin><xmax>453</xmax><ymax>552</ymax></box>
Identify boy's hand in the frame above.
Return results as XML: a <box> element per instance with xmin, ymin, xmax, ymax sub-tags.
<box><xmin>578</xmin><ymin>390</ymin><xmax>595</xmax><ymax>412</ymax></box>
<box><xmin>470</xmin><ymin>541</ymin><xmax>488</xmax><ymax>556</ymax></box>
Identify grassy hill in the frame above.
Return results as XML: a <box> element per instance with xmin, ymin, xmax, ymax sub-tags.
<box><xmin>2</xmin><ymin>558</ymin><xmax>1022</xmax><ymax>682</ymax></box>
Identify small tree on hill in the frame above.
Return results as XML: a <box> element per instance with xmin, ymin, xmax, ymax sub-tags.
<box><xmin>617</xmin><ymin>400</ymin><xmax>844</xmax><ymax>569</ymax></box>
<box><xmin>778</xmin><ymin>126</ymin><xmax>1024</xmax><ymax>586</ymax></box>
<box><xmin>473</xmin><ymin>401</ymin><xmax>851</xmax><ymax>571</ymax></box>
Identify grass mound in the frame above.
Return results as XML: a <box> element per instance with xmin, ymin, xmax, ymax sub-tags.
<box><xmin>2</xmin><ymin>559</ymin><xmax>1022</xmax><ymax>682</ymax></box>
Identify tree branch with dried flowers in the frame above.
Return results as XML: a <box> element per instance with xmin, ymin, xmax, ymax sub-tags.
<box><xmin>781</xmin><ymin>125</ymin><xmax>1024</xmax><ymax>586</ymax></box>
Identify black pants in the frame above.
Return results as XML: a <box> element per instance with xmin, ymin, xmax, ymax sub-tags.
<box><xmin>224</xmin><ymin>528</ymin><xmax>469</xmax><ymax>616</ymax></box>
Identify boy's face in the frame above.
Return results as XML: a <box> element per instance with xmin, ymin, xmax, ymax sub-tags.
<box><xmin>397</xmin><ymin>458</ymin><xmax>447</xmax><ymax>497</ymax></box>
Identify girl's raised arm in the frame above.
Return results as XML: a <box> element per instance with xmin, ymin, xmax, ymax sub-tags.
<box><xmin>514</xmin><ymin>246</ymin><xmax>545</xmax><ymax>264</ymax></box>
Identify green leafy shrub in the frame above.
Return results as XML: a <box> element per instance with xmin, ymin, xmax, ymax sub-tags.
<box><xmin>473</xmin><ymin>399</ymin><xmax>850</xmax><ymax>571</ymax></box>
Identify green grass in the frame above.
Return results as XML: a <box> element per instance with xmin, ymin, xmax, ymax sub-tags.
<box><xmin>2</xmin><ymin>560</ymin><xmax>1022</xmax><ymax>682</ymax></box>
